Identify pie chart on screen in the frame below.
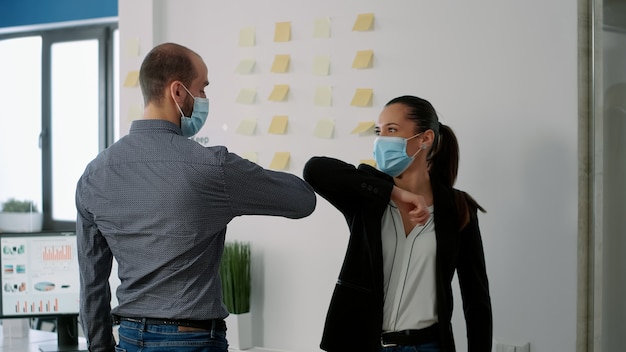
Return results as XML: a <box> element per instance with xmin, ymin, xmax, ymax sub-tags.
<box><xmin>34</xmin><ymin>282</ymin><xmax>55</xmax><ymax>291</ymax></box>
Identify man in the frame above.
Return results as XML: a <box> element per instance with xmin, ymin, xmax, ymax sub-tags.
<box><xmin>75</xmin><ymin>43</ymin><xmax>316</xmax><ymax>352</ymax></box>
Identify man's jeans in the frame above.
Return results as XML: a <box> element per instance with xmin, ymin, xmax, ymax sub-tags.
<box><xmin>115</xmin><ymin>320</ymin><xmax>228</xmax><ymax>352</ymax></box>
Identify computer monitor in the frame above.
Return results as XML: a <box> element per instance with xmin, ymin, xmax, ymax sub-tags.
<box><xmin>0</xmin><ymin>231</ymin><xmax>87</xmax><ymax>351</ymax></box>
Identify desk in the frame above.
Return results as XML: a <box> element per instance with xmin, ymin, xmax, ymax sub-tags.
<box><xmin>0</xmin><ymin>329</ymin><xmax>87</xmax><ymax>352</ymax></box>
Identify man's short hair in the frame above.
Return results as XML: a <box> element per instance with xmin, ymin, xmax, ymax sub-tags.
<box><xmin>139</xmin><ymin>43</ymin><xmax>199</xmax><ymax>105</ymax></box>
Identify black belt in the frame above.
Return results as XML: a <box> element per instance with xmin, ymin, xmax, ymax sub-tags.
<box><xmin>113</xmin><ymin>315</ymin><xmax>226</xmax><ymax>331</ymax></box>
<box><xmin>381</xmin><ymin>323</ymin><xmax>439</xmax><ymax>347</ymax></box>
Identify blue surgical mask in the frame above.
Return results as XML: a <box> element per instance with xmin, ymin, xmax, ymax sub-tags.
<box><xmin>373</xmin><ymin>133</ymin><xmax>422</xmax><ymax>177</ymax></box>
<box><xmin>175</xmin><ymin>85</ymin><xmax>209</xmax><ymax>137</ymax></box>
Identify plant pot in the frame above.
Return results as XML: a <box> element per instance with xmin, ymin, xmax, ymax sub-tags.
<box><xmin>0</xmin><ymin>212</ymin><xmax>43</xmax><ymax>232</ymax></box>
<box><xmin>225</xmin><ymin>312</ymin><xmax>252</xmax><ymax>350</ymax></box>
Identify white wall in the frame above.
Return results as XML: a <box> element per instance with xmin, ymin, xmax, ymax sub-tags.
<box><xmin>118</xmin><ymin>1</ymin><xmax>578</xmax><ymax>351</ymax></box>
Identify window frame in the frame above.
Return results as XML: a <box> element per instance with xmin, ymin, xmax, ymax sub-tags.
<box><xmin>0</xmin><ymin>21</ymin><xmax>117</xmax><ymax>231</ymax></box>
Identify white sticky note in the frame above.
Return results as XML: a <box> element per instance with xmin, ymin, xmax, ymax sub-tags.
<box><xmin>239</xmin><ymin>27</ymin><xmax>255</xmax><ymax>47</ymax></box>
<box><xmin>314</xmin><ymin>86</ymin><xmax>332</xmax><ymax>107</ymax></box>
<box><xmin>236</xmin><ymin>118</ymin><xmax>257</xmax><ymax>135</ymax></box>
<box><xmin>236</xmin><ymin>88</ymin><xmax>256</xmax><ymax>104</ymax></box>
<box><xmin>313</xmin><ymin>55</ymin><xmax>330</xmax><ymax>76</ymax></box>
<box><xmin>313</xmin><ymin>17</ymin><xmax>331</xmax><ymax>38</ymax></box>
<box><xmin>314</xmin><ymin>119</ymin><xmax>334</xmax><ymax>139</ymax></box>
<box><xmin>235</xmin><ymin>59</ymin><xmax>256</xmax><ymax>74</ymax></box>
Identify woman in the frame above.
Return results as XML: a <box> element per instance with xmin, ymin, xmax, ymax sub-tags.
<box><xmin>303</xmin><ymin>95</ymin><xmax>492</xmax><ymax>352</ymax></box>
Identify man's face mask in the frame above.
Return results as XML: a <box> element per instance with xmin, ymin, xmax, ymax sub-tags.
<box><xmin>175</xmin><ymin>84</ymin><xmax>209</xmax><ymax>137</ymax></box>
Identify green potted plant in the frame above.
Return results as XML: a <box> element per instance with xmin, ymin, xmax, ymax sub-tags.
<box><xmin>220</xmin><ymin>241</ymin><xmax>252</xmax><ymax>350</ymax></box>
<box><xmin>0</xmin><ymin>198</ymin><xmax>43</xmax><ymax>232</ymax></box>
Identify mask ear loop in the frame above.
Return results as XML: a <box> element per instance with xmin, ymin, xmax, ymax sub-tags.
<box><xmin>173</xmin><ymin>82</ymin><xmax>193</xmax><ymax>118</ymax></box>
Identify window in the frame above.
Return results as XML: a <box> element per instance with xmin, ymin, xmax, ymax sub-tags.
<box><xmin>0</xmin><ymin>23</ymin><xmax>118</xmax><ymax>230</ymax></box>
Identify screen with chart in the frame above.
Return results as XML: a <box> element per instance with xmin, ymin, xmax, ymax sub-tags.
<box><xmin>0</xmin><ymin>231</ymin><xmax>80</xmax><ymax>318</ymax></box>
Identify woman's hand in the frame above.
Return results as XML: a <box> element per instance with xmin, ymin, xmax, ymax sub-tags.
<box><xmin>391</xmin><ymin>186</ymin><xmax>430</xmax><ymax>225</ymax></box>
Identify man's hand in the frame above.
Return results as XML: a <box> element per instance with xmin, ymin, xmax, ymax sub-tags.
<box><xmin>391</xmin><ymin>186</ymin><xmax>430</xmax><ymax>225</ymax></box>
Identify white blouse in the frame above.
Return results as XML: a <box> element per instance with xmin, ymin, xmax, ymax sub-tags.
<box><xmin>381</xmin><ymin>201</ymin><xmax>438</xmax><ymax>332</ymax></box>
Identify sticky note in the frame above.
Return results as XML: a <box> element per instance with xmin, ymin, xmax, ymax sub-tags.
<box><xmin>313</xmin><ymin>55</ymin><xmax>330</xmax><ymax>76</ymax></box>
<box><xmin>123</xmin><ymin>70</ymin><xmax>139</xmax><ymax>87</ymax></box>
<box><xmin>353</xmin><ymin>13</ymin><xmax>374</xmax><ymax>31</ymax></box>
<box><xmin>268</xmin><ymin>116</ymin><xmax>288</xmax><ymax>134</ymax></box>
<box><xmin>236</xmin><ymin>88</ymin><xmax>256</xmax><ymax>104</ymax></box>
<box><xmin>236</xmin><ymin>118</ymin><xmax>257</xmax><ymax>135</ymax></box>
<box><xmin>127</xmin><ymin>104</ymin><xmax>142</xmax><ymax>122</ymax></box>
<box><xmin>352</xmin><ymin>50</ymin><xmax>373</xmax><ymax>69</ymax></box>
<box><xmin>351</xmin><ymin>121</ymin><xmax>376</xmax><ymax>134</ymax></box>
<box><xmin>235</xmin><ymin>59</ymin><xmax>256</xmax><ymax>74</ymax></box>
<box><xmin>239</xmin><ymin>27</ymin><xmax>255</xmax><ymax>47</ymax></box>
<box><xmin>274</xmin><ymin>22</ymin><xmax>291</xmax><ymax>42</ymax></box>
<box><xmin>268</xmin><ymin>84</ymin><xmax>290</xmax><ymax>101</ymax></box>
<box><xmin>269</xmin><ymin>152</ymin><xmax>290</xmax><ymax>170</ymax></box>
<box><xmin>241</xmin><ymin>152</ymin><xmax>258</xmax><ymax>163</ymax></box>
<box><xmin>125</xmin><ymin>38</ymin><xmax>140</xmax><ymax>57</ymax></box>
<box><xmin>314</xmin><ymin>119</ymin><xmax>334</xmax><ymax>139</ymax></box>
<box><xmin>350</xmin><ymin>88</ymin><xmax>373</xmax><ymax>107</ymax></box>
<box><xmin>314</xmin><ymin>17</ymin><xmax>331</xmax><ymax>38</ymax></box>
<box><xmin>271</xmin><ymin>54</ymin><xmax>291</xmax><ymax>73</ymax></box>
<box><xmin>360</xmin><ymin>159</ymin><xmax>376</xmax><ymax>167</ymax></box>
<box><xmin>314</xmin><ymin>86</ymin><xmax>332</xmax><ymax>107</ymax></box>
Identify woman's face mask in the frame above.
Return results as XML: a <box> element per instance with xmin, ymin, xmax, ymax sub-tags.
<box><xmin>372</xmin><ymin>132</ymin><xmax>422</xmax><ymax>177</ymax></box>
<box><xmin>175</xmin><ymin>84</ymin><xmax>209</xmax><ymax>137</ymax></box>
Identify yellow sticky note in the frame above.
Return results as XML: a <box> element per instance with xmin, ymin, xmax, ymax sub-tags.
<box><xmin>351</xmin><ymin>88</ymin><xmax>373</xmax><ymax>107</ymax></box>
<box><xmin>236</xmin><ymin>118</ymin><xmax>257</xmax><ymax>135</ymax></box>
<box><xmin>235</xmin><ymin>59</ymin><xmax>255</xmax><ymax>74</ymax></box>
<box><xmin>360</xmin><ymin>159</ymin><xmax>376</xmax><ymax>167</ymax></box>
<box><xmin>236</xmin><ymin>88</ymin><xmax>256</xmax><ymax>104</ymax></box>
<box><xmin>127</xmin><ymin>104</ymin><xmax>142</xmax><ymax>122</ymax></box>
<box><xmin>268</xmin><ymin>84</ymin><xmax>290</xmax><ymax>101</ymax></box>
<box><xmin>274</xmin><ymin>22</ymin><xmax>291</xmax><ymax>42</ymax></box>
<box><xmin>123</xmin><ymin>70</ymin><xmax>140</xmax><ymax>87</ymax></box>
<box><xmin>239</xmin><ymin>27</ymin><xmax>255</xmax><ymax>47</ymax></box>
<box><xmin>125</xmin><ymin>38</ymin><xmax>140</xmax><ymax>57</ymax></box>
<box><xmin>241</xmin><ymin>152</ymin><xmax>258</xmax><ymax>163</ymax></box>
<box><xmin>314</xmin><ymin>17</ymin><xmax>331</xmax><ymax>38</ymax></box>
<box><xmin>313</xmin><ymin>55</ymin><xmax>330</xmax><ymax>76</ymax></box>
<box><xmin>351</xmin><ymin>121</ymin><xmax>376</xmax><ymax>134</ymax></box>
<box><xmin>314</xmin><ymin>86</ymin><xmax>332</xmax><ymax>107</ymax></box>
<box><xmin>268</xmin><ymin>116</ymin><xmax>288</xmax><ymax>134</ymax></box>
<box><xmin>271</xmin><ymin>54</ymin><xmax>291</xmax><ymax>73</ymax></box>
<box><xmin>314</xmin><ymin>119</ymin><xmax>334</xmax><ymax>139</ymax></box>
<box><xmin>352</xmin><ymin>50</ymin><xmax>373</xmax><ymax>69</ymax></box>
<box><xmin>270</xmin><ymin>152</ymin><xmax>290</xmax><ymax>170</ymax></box>
<box><xmin>353</xmin><ymin>13</ymin><xmax>374</xmax><ymax>31</ymax></box>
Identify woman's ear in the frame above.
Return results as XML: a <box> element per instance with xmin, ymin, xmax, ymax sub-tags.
<box><xmin>422</xmin><ymin>129</ymin><xmax>436</xmax><ymax>148</ymax></box>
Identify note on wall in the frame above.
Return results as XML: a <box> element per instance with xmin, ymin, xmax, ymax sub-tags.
<box><xmin>241</xmin><ymin>151</ymin><xmax>258</xmax><ymax>163</ymax></box>
<box><xmin>236</xmin><ymin>88</ymin><xmax>256</xmax><ymax>104</ymax></box>
<box><xmin>313</xmin><ymin>55</ymin><xmax>330</xmax><ymax>76</ymax></box>
<box><xmin>314</xmin><ymin>119</ymin><xmax>334</xmax><ymax>139</ymax></box>
<box><xmin>351</xmin><ymin>121</ymin><xmax>376</xmax><ymax>134</ymax></box>
<box><xmin>274</xmin><ymin>22</ymin><xmax>291</xmax><ymax>42</ymax></box>
<box><xmin>271</xmin><ymin>54</ymin><xmax>291</xmax><ymax>73</ymax></box>
<box><xmin>270</xmin><ymin>152</ymin><xmax>290</xmax><ymax>170</ymax></box>
<box><xmin>235</xmin><ymin>59</ymin><xmax>256</xmax><ymax>74</ymax></box>
<box><xmin>313</xmin><ymin>17</ymin><xmax>331</xmax><ymax>39</ymax></box>
<box><xmin>314</xmin><ymin>86</ymin><xmax>332</xmax><ymax>107</ymax></box>
<box><xmin>123</xmin><ymin>70</ymin><xmax>140</xmax><ymax>87</ymax></box>
<box><xmin>268</xmin><ymin>85</ymin><xmax>290</xmax><ymax>101</ymax></box>
<box><xmin>268</xmin><ymin>116</ymin><xmax>289</xmax><ymax>134</ymax></box>
<box><xmin>352</xmin><ymin>50</ymin><xmax>373</xmax><ymax>69</ymax></box>
<box><xmin>127</xmin><ymin>104</ymin><xmax>142</xmax><ymax>122</ymax></box>
<box><xmin>353</xmin><ymin>13</ymin><xmax>375</xmax><ymax>31</ymax></box>
<box><xmin>360</xmin><ymin>159</ymin><xmax>376</xmax><ymax>167</ymax></box>
<box><xmin>236</xmin><ymin>118</ymin><xmax>257</xmax><ymax>136</ymax></box>
<box><xmin>239</xmin><ymin>27</ymin><xmax>256</xmax><ymax>47</ymax></box>
<box><xmin>350</xmin><ymin>88</ymin><xmax>373</xmax><ymax>107</ymax></box>
<box><xmin>125</xmin><ymin>38</ymin><xmax>140</xmax><ymax>58</ymax></box>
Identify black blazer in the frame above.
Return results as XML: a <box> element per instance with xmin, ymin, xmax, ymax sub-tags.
<box><xmin>303</xmin><ymin>156</ymin><xmax>492</xmax><ymax>352</ymax></box>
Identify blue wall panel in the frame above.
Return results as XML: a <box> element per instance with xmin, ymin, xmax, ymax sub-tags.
<box><xmin>0</xmin><ymin>0</ymin><xmax>117</xmax><ymax>28</ymax></box>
